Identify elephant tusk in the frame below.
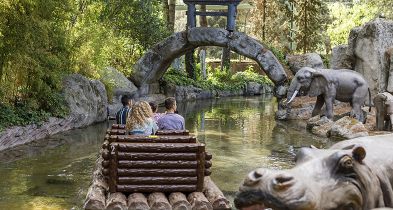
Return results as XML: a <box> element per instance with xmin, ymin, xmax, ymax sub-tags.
<box><xmin>287</xmin><ymin>90</ymin><xmax>298</xmax><ymax>104</ymax></box>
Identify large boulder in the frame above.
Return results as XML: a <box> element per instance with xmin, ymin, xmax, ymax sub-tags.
<box><xmin>328</xmin><ymin>116</ymin><xmax>369</xmax><ymax>140</ymax></box>
<box><xmin>347</xmin><ymin>18</ymin><xmax>393</xmax><ymax>96</ymax></box>
<box><xmin>330</xmin><ymin>45</ymin><xmax>354</xmax><ymax>69</ymax></box>
<box><xmin>63</xmin><ymin>74</ymin><xmax>108</xmax><ymax>127</ymax></box>
<box><xmin>100</xmin><ymin>67</ymin><xmax>138</xmax><ymax>116</ymax></box>
<box><xmin>286</xmin><ymin>53</ymin><xmax>325</xmax><ymax>74</ymax></box>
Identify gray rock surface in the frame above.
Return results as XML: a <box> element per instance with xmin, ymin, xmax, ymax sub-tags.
<box><xmin>100</xmin><ymin>67</ymin><xmax>138</xmax><ymax>116</ymax></box>
<box><xmin>0</xmin><ymin>74</ymin><xmax>109</xmax><ymax>151</ymax></box>
<box><xmin>245</xmin><ymin>82</ymin><xmax>273</xmax><ymax>96</ymax></box>
<box><xmin>286</xmin><ymin>53</ymin><xmax>325</xmax><ymax>74</ymax></box>
<box><xmin>131</xmin><ymin>28</ymin><xmax>287</xmax><ymax>96</ymax></box>
<box><xmin>328</xmin><ymin>116</ymin><xmax>369</xmax><ymax>140</ymax></box>
<box><xmin>63</xmin><ymin>74</ymin><xmax>108</xmax><ymax>127</ymax></box>
<box><xmin>330</xmin><ymin>45</ymin><xmax>354</xmax><ymax>69</ymax></box>
<box><xmin>347</xmin><ymin>18</ymin><xmax>393</xmax><ymax>96</ymax></box>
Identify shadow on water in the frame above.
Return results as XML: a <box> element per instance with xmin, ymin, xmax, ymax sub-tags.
<box><xmin>0</xmin><ymin>95</ymin><xmax>330</xmax><ymax>209</ymax></box>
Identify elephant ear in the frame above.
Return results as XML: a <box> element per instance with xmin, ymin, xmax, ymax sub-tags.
<box><xmin>308</xmin><ymin>70</ymin><xmax>328</xmax><ymax>97</ymax></box>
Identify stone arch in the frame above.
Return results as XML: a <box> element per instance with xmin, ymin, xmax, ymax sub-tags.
<box><xmin>130</xmin><ymin>27</ymin><xmax>288</xmax><ymax>97</ymax></box>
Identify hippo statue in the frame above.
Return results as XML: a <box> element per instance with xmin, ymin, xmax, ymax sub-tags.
<box><xmin>235</xmin><ymin>134</ymin><xmax>393</xmax><ymax>210</ymax></box>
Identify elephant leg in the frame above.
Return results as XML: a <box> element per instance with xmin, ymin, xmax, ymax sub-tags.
<box><xmin>390</xmin><ymin>115</ymin><xmax>393</xmax><ymax>131</ymax></box>
<box><xmin>312</xmin><ymin>95</ymin><xmax>324</xmax><ymax>117</ymax></box>
<box><xmin>374</xmin><ymin>95</ymin><xmax>386</xmax><ymax>131</ymax></box>
<box><xmin>351</xmin><ymin>86</ymin><xmax>368</xmax><ymax>123</ymax></box>
<box><xmin>324</xmin><ymin>96</ymin><xmax>334</xmax><ymax>119</ymax></box>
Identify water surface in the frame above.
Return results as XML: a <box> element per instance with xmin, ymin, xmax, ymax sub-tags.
<box><xmin>0</xmin><ymin>96</ymin><xmax>330</xmax><ymax>209</ymax></box>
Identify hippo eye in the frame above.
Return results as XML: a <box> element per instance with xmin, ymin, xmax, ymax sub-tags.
<box><xmin>297</xmin><ymin>76</ymin><xmax>304</xmax><ymax>81</ymax></box>
<box><xmin>339</xmin><ymin>156</ymin><xmax>353</xmax><ymax>169</ymax></box>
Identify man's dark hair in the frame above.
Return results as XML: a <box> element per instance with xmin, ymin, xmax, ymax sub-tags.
<box><xmin>164</xmin><ymin>97</ymin><xmax>176</xmax><ymax>110</ymax></box>
<box><xmin>149</xmin><ymin>102</ymin><xmax>158</xmax><ymax>112</ymax></box>
<box><xmin>121</xmin><ymin>95</ymin><xmax>130</xmax><ymax>106</ymax></box>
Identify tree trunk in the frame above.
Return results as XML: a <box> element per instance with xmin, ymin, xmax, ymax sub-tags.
<box><xmin>186</xmin><ymin>50</ymin><xmax>196</xmax><ymax>80</ymax></box>
<box><xmin>162</xmin><ymin>0</ymin><xmax>170</xmax><ymax>30</ymax></box>
<box><xmin>221</xmin><ymin>47</ymin><xmax>231</xmax><ymax>72</ymax></box>
<box><xmin>303</xmin><ymin>0</ymin><xmax>308</xmax><ymax>54</ymax></box>
<box><xmin>262</xmin><ymin>0</ymin><xmax>266</xmax><ymax>41</ymax></box>
<box><xmin>168</xmin><ymin>0</ymin><xmax>176</xmax><ymax>32</ymax></box>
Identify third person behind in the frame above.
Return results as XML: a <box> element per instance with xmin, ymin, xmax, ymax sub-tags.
<box><xmin>157</xmin><ymin>97</ymin><xmax>185</xmax><ymax>130</ymax></box>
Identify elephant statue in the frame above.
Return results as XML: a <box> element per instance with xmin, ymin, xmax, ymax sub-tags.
<box><xmin>374</xmin><ymin>92</ymin><xmax>393</xmax><ymax>131</ymax></box>
<box><xmin>286</xmin><ymin>67</ymin><xmax>370</xmax><ymax>122</ymax></box>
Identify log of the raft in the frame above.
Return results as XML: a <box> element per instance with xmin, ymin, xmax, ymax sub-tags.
<box><xmin>117</xmin><ymin>160</ymin><xmax>198</xmax><ymax>169</ymax></box>
<box><xmin>118</xmin><ymin>177</ymin><xmax>198</xmax><ymax>185</ymax></box>
<box><xmin>84</xmin><ymin>155</ymin><xmax>107</xmax><ymax>210</ymax></box>
<box><xmin>117</xmin><ymin>168</ymin><xmax>197</xmax><ymax>177</ymax></box>
<box><xmin>203</xmin><ymin>176</ymin><xmax>231</xmax><ymax>210</ymax></box>
<box><xmin>105</xmin><ymin>192</ymin><xmax>127</xmax><ymax>210</ymax></box>
<box><xmin>83</xmin><ymin>185</ymin><xmax>106</xmax><ymax>210</ymax></box>
<box><xmin>156</xmin><ymin>130</ymin><xmax>190</xmax><ymax>135</ymax></box>
<box><xmin>128</xmin><ymin>193</ymin><xmax>149</xmax><ymax>210</ymax></box>
<box><xmin>117</xmin><ymin>152</ymin><xmax>197</xmax><ymax>161</ymax></box>
<box><xmin>107</xmin><ymin>129</ymin><xmax>127</xmax><ymax>135</ymax></box>
<box><xmin>148</xmin><ymin>192</ymin><xmax>172</xmax><ymax>210</ymax></box>
<box><xmin>114</xmin><ymin>143</ymin><xmax>200</xmax><ymax>153</ymax></box>
<box><xmin>205</xmin><ymin>161</ymin><xmax>212</xmax><ymax>168</ymax></box>
<box><xmin>113</xmin><ymin>135</ymin><xmax>197</xmax><ymax>143</ymax></box>
<box><xmin>187</xmin><ymin>192</ymin><xmax>213</xmax><ymax>210</ymax></box>
<box><xmin>205</xmin><ymin>169</ymin><xmax>212</xmax><ymax>176</ymax></box>
<box><xmin>205</xmin><ymin>153</ymin><xmax>212</xmax><ymax>161</ymax></box>
<box><xmin>112</xmin><ymin>124</ymin><xmax>126</xmax><ymax>129</ymax></box>
<box><xmin>117</xmin><ymin>185</ymin><xmax>197</xmax><ymax>193</ymax></box>
<box><xmin>169</xmin><ymin>192</ymin><xmax>191</xmax><ymax>210</ymax></box>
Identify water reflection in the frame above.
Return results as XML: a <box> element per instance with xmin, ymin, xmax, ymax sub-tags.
<box><xmin>0</xmin><ymin>96</ymin><xmax>329</xmax><ymax>209</ymax></box>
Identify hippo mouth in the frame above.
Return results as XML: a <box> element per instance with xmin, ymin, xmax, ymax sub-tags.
<box><xmin>234</xmin><ymin>190</ymin><xmax>291</xmax><ymax>210</ymax></box>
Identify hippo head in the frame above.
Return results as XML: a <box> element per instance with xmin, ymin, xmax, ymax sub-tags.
<box><xmin>235</xmin><ymin>145</ymin><xmax>384</xmax><ymax>210</ymax></box>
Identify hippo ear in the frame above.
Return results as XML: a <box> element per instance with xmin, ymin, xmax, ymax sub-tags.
<box><xmin>352</xmin><ymin>146</ymin><xmax>366</xmax><ymax>163</ymax></box>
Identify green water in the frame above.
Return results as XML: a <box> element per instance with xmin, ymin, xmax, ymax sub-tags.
<box><xmin>0</xmin><ymin>96</ymin><xmax>330</xmax><ymax>209</ymax></box>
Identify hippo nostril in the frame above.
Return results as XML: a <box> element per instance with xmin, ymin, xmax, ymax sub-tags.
<box><xmin>243</xmin><ymin>170</ymin><xmax>265</xmax><ymax>187</ymax></box>
<box><xmin>253</xmin><ymin>170</ymin><xmax>263</xmax><ymax>179</ymax></box>
<box><xmin>272</xmin><ymin>174</ymin><xmax>294</xmax><ymax>191</ymax></box>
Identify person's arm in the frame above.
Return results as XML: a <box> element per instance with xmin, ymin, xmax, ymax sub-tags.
<box><xmin>181</xmin><ymin>116</ymin><xmax>185</xmax><ymax>130</ymax></box>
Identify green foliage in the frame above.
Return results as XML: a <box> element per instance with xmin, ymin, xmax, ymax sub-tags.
<box><xmin>295</xmin><ymin>0</ymin><xmax>331</xmax><ymax>53</ymax></box>
<box><xmin>327</xmin><ymin>2</ymin><xmax>378</xmax><ymax>46</ymax></box>
<box><xmin>162</xmin><ymin>65</ymin><xmax>273</xmax><ymax>91</ymax></box>
<box><xmin>0</xmin><ymin>0</ymin><xmax>72</xmax><ymax>129</ymax></box>
<box><xmin>101</xmin><ymin>0</ymin><xmax>170</xmax><ymax>52</ymax></box>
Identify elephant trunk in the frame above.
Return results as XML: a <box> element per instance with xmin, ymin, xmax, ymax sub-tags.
<box><xmin>286</xmin><ymin>79</ymin><xmax>301</xmax><ymax>104</ymax></box>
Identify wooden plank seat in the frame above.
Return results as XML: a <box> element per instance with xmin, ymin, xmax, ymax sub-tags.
<box><xmin>102</xmin><ymin>140</ymin><xmax>212</xmax><ymax>193</ymax></box>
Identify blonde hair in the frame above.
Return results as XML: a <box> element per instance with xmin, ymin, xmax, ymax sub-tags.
<box><xmin>126</xmin><ymin>101</ymin><xmax>153</xmax><ymax>130</ymax></box>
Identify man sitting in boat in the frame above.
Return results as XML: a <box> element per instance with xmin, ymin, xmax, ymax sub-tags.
<box><xmin>157</xmin><ymin>97</ymin><xmax>185</xmax><ymax>130</ymax></box>
<box><xmin>126</xmin><ymin>101</ymin><xmax>158</xmax><ymax>135</ymax></box>
<box><xmin>115</xmin><ymin>95</ymin><xmax>132</xmax><ymax>125</ymax></box>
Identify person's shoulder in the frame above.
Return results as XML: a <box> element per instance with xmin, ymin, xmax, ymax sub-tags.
<box><xmin>175</xmin><ymin>113</ymin><xmax>185</xmax><ymax>120</ymax></box>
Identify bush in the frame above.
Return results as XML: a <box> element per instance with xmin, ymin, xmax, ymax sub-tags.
<box><xmin>162</xmin><ymin>65</ymin><xmax>273</xmax><ymax>91</ymax></box>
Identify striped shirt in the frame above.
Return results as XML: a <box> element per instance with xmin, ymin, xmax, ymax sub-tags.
<box><xmin>116</xmin><ymin>106</ymin><xmax>131</xmax><ymax>125</ymax></box>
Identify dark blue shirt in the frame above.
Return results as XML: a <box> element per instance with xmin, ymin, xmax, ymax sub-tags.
<box><xmin>116</xmin><ymin>106</ymin><xmax>131</xmax><ymax>125</ymax></box>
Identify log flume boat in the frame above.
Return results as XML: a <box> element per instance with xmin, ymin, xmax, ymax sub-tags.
<box><xmin>84</xmin><ymin>124</ymin><xmax>232</xmax><ymax>210</ymax></box>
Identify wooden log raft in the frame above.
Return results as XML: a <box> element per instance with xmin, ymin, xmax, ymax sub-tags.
<box><xmin>128</xmin><ymin>193</ymin><xmax>149</xmax><ymax>210</ymax></box>
<box><xmin>148</xmin><ymin>192</ymin><xmax>172</xmax><ymax>210</ymax></box>
<box><xmin>188</xmin><ymin>192</ymin><xmax>213</xmax><ymax>210</ymax></box>
<box><xmin>105</xmin><ymin>192</ymin><xmax>127</xmax><ymax>210</ymax></box>
<box><xmin>83</xmin><ymin>155</ymin><xmax>107</xmax><ymax>210</ymax></box>
<box><xmin>203</xmin><ymin>176</ymin><xmax>231</xmax><ymax>210</ymax></box>
<box><xmin>169</xmin><ymin>192</ymin><xmax>191</xmax><ymax>210</ymax></box>
<box><xmin>110</xmin><ymin>135</ymin><xmax>197</xmax><ymax>143</ymax></box>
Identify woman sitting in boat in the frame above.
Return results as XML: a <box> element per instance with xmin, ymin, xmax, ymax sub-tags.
<box><xmin>126</xmin><ymin>101</ymin><xmax>158</xmax><ymax>135</ymax></box>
